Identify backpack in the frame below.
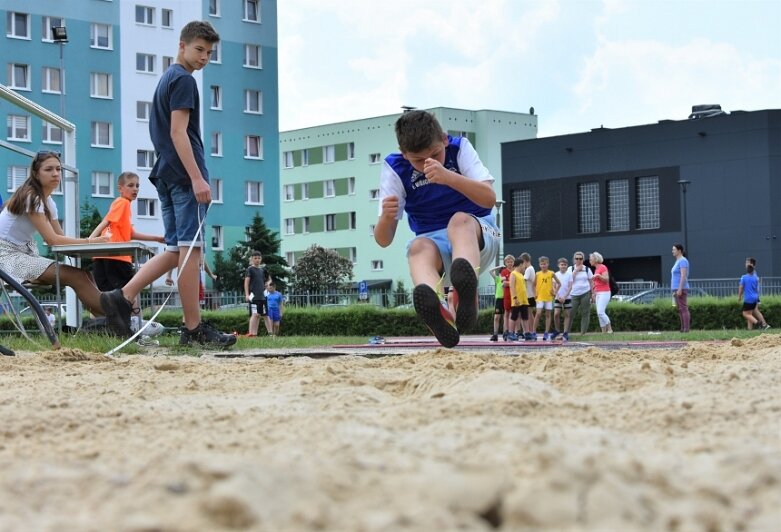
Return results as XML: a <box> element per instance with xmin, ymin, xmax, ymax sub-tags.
<box><xmin>608</xmin><ymin>272</ymin><xmax>620</xmax><ymax>296</ymax></box>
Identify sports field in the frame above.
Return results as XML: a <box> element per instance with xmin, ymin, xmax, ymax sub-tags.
<box><xmin>1</xmin><ymin>336</ymin><xmax>779</xmax><ymax>530</ymax></box>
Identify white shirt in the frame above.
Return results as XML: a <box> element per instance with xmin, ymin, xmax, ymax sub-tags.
<box><xmin>0</xmin><ymin>196</ymin><xmax>57</xmax><ymax>246</ymax></box>
<box><xmin>555</xmin><ymin>270</ymin><xmax>574</xmax><ymax>299</ymax></box>
<box><xmin>569</xmin><ymin>264</ymin><xmax>593</xmax><ymax>296</ymax></box>
<box><xmin>524</xmin><ymin>265</ymin><xmax>536</xmax><ymax>298</ymax></box>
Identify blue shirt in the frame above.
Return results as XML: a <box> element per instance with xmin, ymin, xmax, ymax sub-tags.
<box><xmin>740</xmin><ymin>273</ymin><xmax>759</xmax><ymax>303</ymax></box>
<box><xmin>267</xmin><ymin>292</ymin><xmax>283</xmax><ymax>310</ymax></box>
<box><xmin>671</xmin><ymin>257</ymin><xmax>690</xmax><ymax>290</ymax></box>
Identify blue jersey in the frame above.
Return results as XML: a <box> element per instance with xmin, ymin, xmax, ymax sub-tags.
<box><xmin>267</xmin><ymin>291</ymin><xmax>283</xmax><ymax>310</ymax></box>
<box><xmin>740</xmin><ymin>273</ymin><xmax>759</xmax><ymax>303</ymax></box>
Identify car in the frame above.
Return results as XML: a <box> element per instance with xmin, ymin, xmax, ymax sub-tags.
<box><xmin>626</xmin><ymin>287</ymin><xmax>708</xmax><ymax>304</ymax></box>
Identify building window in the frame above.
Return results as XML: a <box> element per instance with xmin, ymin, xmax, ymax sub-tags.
<box><xmin>137</xmin><ymin>198</ymin><xmax>157</xmax><ymax>218</ymax></box>
<box><xmin>41</xmin><ymin>67</ymin><xmax>62</xmax><ymax>93</ymax></box>
<box><xmin>302</xmin><ymin>216</ymin><xmax>310</xmax><ymax>233</ymax></box>
<box><xmin>244</xmin><ymin>135</ymin><xmax>263</xmax><ymax>159</ymax></box>
<box><xmin>7</xmin><ymin>166</ymin><xmax>27</xmax><ymax>192</ymax></box>
<box><xmin>6</xmin><ymin>12</ymin><xmax>30</xmax><ymax>39</ymax></box>
<box><xmin>210</xmin><ymin>85</ymin><xmax>221</xmax><ymax>110</ymax></box>
<box><xmin>285</xmin><ymin>218</ymin><xmax>294</xmax><ymax>235</ymax></box>
<box><xmin>347</xmin><ymin>177</ymin><xmax>355</xmax><ymax>195</ymax></box>
<box><xmin>42</xmin><ymin>121</ymin><xmax>63</xmax><ymax>144</ymax></box>
<box><xmin>286</xmin><ymin>252</ymin><xmax>295</xmax><ymax>267</ymax></box>
<box><xmin>90</xmin><ymin>23</ymin><xmax>112</xmax><ymax>49</ymax></box>
<box><xmin>244</xmin><ymin>89</ymin><xmax>262</xmax><ymax>114</ymax></box>
<box><xmin>210</xmin><ymin>41</ymin><xmax>221</xmax><ymax>63</ymax></box>
<box><xmin>7</xmin><ymin>63</ymin><xmax>29</xmax><ymax>90</ymax></box>
<box><xmin>41</xmin><ymin>17</ymin><xmax>64</xmax><ymax>42</ymax></box>
<box><xmin>245</xmin><ymin>181</ymin><xmax>263</xmax><ymax>205</ymax></box>
<box><xmin>607</xmin><ymin>179</ymin><xmax>629</xmax><ymax>232</ymax></box>
<box><xmin>371</xmin><ymin>260</ymin><xmax>384</xmax><ymax>271</ymax></box>
<box><xmin>369</xmin><ymin>188</ymin><xmax>380</xmax><ymax>200</ymax></box>
<box><xmin>244</xmin><ymin>44</ymin><xmax>261</xmax><ymax>68</ymax></box>
<box><xmin>349</xmin><ymin>247</ymin><xmax>357</xmax><ymax>264</ymax></box>
<box><xmin>283</xmin><ymin>151</ymin><xmax>293</xmax><ymax>168</ymax></box>
<box><xmin>301</xmin><ymin>183</ymin><xmax>309</xmax><ymax>200</ymax></box>
<box><xmin>162</xmin><ymin>56</ymin><xmax>174</xmax><ymax>70</ymax></box>
<box><xmin>136</xmin><ymin>53</ymin><xmax>155</xmax><ymax>73</ymax></box>
<box><xmin>244</xmin><ymin>0</ymin><xmax>260</xmax><ymax>22</ymax></box>
<box><xmin>636</xmin><ymin>176</ymin><xmax>660</xmax><ymax>230</ymax></box>
<box><xmin>302</xmin><ymin>149</ymin><xmax>309</xmax><ymax>166</ymax></box>
<box><xmin>136</xmin><ymin>101</ymin><xmax>151</xmax><ymax>121</ymax></box>
<box><xmin>577</xmin><ymin>182</ymin><xmax>600</xmax><ymax>234</ymax></box>
<box><xmin>209</xmin><ymin>0</ymin><xmax>220</xmax><ymax>16</ymax></box>
<box><xmin>161</xmin><ymin>9</ymin><xmax>173</xmax><ymax>28</ymax></box>
<box><xmin>135</xmin><ymin>5</ymin><xmax>154</xmax><ymax>25</ymax></box>
<box><xmin>325</xmin><ymin>214</ymin><xmax>335</xmax><ymax>231</ymax></box>
<box><xmin>284</xmin><ymin>184</ymin><xmax>294</xmax><ymax>201</ymax></box>
<box><xmin>91</xmin><ymin>121</ymin><xmax>113</xmax><ymax>148</ymax></box>
<box><xmin>369</xmin><ymin>153</ymin><xmax>381</xmax><ymax>164</ymax></box>
<box><xmin>6</xmin><ymin>115</ymin><xmax>30</xmax><ymax>141</ymax></box>
<box><xmin>325</xmin><ymin>179</ymin><xmax>335</xmax><ymax>197</ymax></box>
<box><xmin>90</xmin><ymin>72</ymin><xmax>112</xmax><ymax>98</ymax></box>
<box><xmin>323</xmin><ymin>145</ymin><xmax>335</xmax><ymax>163</ymax></box>
<box><xmin>211</xmin><ymin>226</ymin><xmax>223</xmax><ymax>250</ymax></box>
<box><xmin>347</xmin><ymin>142</ymin><xmax>355</xmax><ymax>160</ymax></box>
<box><xmin>510</xmin><ymin>188</ymin><xmax>531</xmax><ymax>239</ymax></box>
<box><xmin>349</xmin><ymin>211</ymin><xmax>356</xmax><ymax>230</ymax></box>
<box><xmin>210</xmin><ymin>132</ymin><xmax>222</xmax><ymax>157</ymax></box>
<box><xmin>92</xmin><ymin>171</ymin><xmax>113</xmax><ymax>197</ymax></box>
<box><xmin>136</xmin><ymin>150</ymin><xmax>155</xmax><ymax>169</ymax></box>
<box><xmin>210</xmin><ymin>178</ymin><xmax>223</xmax><ymax>203</ymax></box>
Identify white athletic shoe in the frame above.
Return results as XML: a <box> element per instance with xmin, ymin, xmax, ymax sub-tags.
<box><xmin>131</xmin><ymin>317</ymin><xmax>165</xmax><ymax>337</ymax></box>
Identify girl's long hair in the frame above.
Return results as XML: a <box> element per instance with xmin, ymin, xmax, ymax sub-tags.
<box><xmin>5</xmin><ymin>151</ymin><xmax>59</xmax><ymax>220</ymax></box>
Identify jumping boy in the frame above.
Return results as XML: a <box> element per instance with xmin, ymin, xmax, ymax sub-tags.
<box><xmin>99</xmin><ymin>21</ymin><xmax>235</xmax><ymax>348</ymax></box>
<box><xmin>245</xmin><ymin>251</ymin><xmax>270</xmax><ymax>337</ymax></box>
<box><xmin>374</xmin><ymin>110</ymin><xmax>500</xmax><ymax>348</ymax></box>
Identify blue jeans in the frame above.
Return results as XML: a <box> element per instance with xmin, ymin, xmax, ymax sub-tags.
<box><xmin>154</xmin><ymin>179</ymin><xmax>206</xmax><ymax>251</ymax></box>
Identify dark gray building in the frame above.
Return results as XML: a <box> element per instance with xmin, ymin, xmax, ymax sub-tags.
<box><xmin>500</xmin><ymin>108</ymin><xmax>781</xmax><ymax>282</ymax></box>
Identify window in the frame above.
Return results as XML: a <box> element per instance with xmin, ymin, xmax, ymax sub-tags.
<box><xmin>285</xmin><ymin>218</ymin><xmax>294</xmax><ymax>235</ymax></box>
<box><xmin>137</xmin><ymin>198</ymin><xmax>157</xmax><ymax>218</ymax></box>
<box><xmin>92</xmin><ymin>171</ymin><xmax>113</xmax><ymax>197</ymax></box>
<box><xmin>244</xmin><ymin>44</ymin><xmax>261</xmax><ymax>68</ymax></box>
<box><xmin>244</xmin><ymin>89</ymin><xmax>262</xmax><ymax>113</ymax></box>
<box><xmin>41</xmin><ymin>67</ymin><xmax>62</xmax><ymax>93</ymax></box>
<box><xmin>636</xmin><ymin>176</ymin><xmax>660</xmax><ymax>230</ymax></box>
<box><xmin>90</xmin><ymin>72</ymin><xmax>112</xmax><ymax>98</ymax></box>
<box><xmin>210</xmin><ymin>132</ymin><xmax>222</xmax><ymax>156</ymax></box>
<box><xmin>301</xmin><ymin>183</ymin><xmax>309</xmax><ymax>200</ymax></box>
<box><xmin>283</xmin><ymin>151</ymin><xmax>293</xmax><ymax>168</ymax></box>
<box><xmin>6</xmin><ymin>12</ymin><xmax>30</xmax><ymax>39</ymax></box>
<box><xmin>286</xmin><ymin>252</ymin><xmax>295</xmax><ymax>267</ymax></box>
<box><xmin>211</xmin><ymin>226</ymin><xmax>223</xmax><ymax>250</ymax></box>
<box><xmin>325</xmin><ymin>214</ymin><xmax>335</xmax><ymax>232</ymax></box>
<box><xmin>284</xmin><ymin>185</ymin><xmax>294</xmax><ymax>201</ymax></box>
<box><xmin>136</xmin><ymin>53</ymin><xmax>155</xmax><ymax>73</ymax></box>
<box><xmin>325</xmin><ymin>180</ymin><xmax>335</xmax><ymax>197</ymax></box>
<box><xmin>210</xmin><ymin>85</ymin><xmax>221</xmax><ymax>109</ymax></box>
<box><xmin>210</xmin><ymin>178</ymin><xmax>223</xmax><ymax>203</ymax></box>
<box><xmin>244</xmin><ymin>0</ymin><xmax>260</xmax><ymax>22</ymax></box>
<box><xmin>347</xmin><ymin>177</ymin><xmax>355</xmax><ymax>195</ymax></box>
<box><xmin>210</xmin><ymin>41</ymin><xmax>221</xmax><ymax>63</ymax></box>
<box><xmin>510</xmin><ymin>188</ymin><xmax>531</xmax><ymax>239</ymax></box>
<box><xmin>245</xmin><ymin>181</ymin><xmax>263</xmax><ymax>204</ymax></box>
<box><xmin>577</xmin><ymin>182</ymin><xmax>600</xmax><ymax>234</ymax></box>
<box><xmin>349</xmin><ymin>211</ymin><xmax>356</xmax><ymax>230</ymax></box>
<box><xmin>7</xmin><ymin>166</ymin><xmax>27</xmax><ymax>192</ymax></box>
<box><xmin>42</xmin><ymin>17</ymin><xmax>64</xmax><ymax>42</ymax></box>
<box><xmin>162</xmin><ymin>56</ymin><xmax>174</xmax><ymax>70</ymax></box>
<box><xmin>42</xmin><ymin>121</ymin><xmax>63</xmax><ymax>144</ymax></box>
<box><xmin>91</xmin><ymin>121</ymin><xmax>113</xmax><ymax>148</ymax></box>
<box><xmin>6</xmin><ymin>115</ymin><xmax>30</xmax><ymax>141</ymax></box>
<box><xmin>244</xmin><ymin>135</ymin><xmax>262</xmax><ymax>159</ymax></box>
<box><xmin>161</xmin><ymin>9</ymin><xmax>173</xmax><ymax>28</ymax></box>
<box><xmin>369</xmin><ymin>152</ymin><xmax>381</xmax><ymax>164</ymax></box>
<box><xmin>607</xmin><ymin>179</ymin><xmax>629</xmax><ymax>232</ymax></box>
<box><xmin>302</xmin><ymin>149</ymin><xmax>309</xmax><ymax>166</ymax></box>
<box><xmin>323</xmin><ymin>145</ymin><xmax>335</xmax><ymax>163</ymax></box>
<box><xmin>90</xmin><ymin>23</ymin><xmax>112</xmax><ymax>49</ymax></box>
<box><xmin>302</xmin><ymin>216</ymin><xmax>310</xmax><ymax>233</ymax></box>
<box><xmin>136</xmin><ymin>101</ymin><xmax>151</xmax><ymax>121</ymax></box>
<box><xmin>371</xmin><ymin>260</ymin><xmax>384</xmax><ymax>271</ymax></box>
<box><xmin>135</xmin><ymin>5</ymin><xmax>154</xmax><ymax>25</ymax></box>
<box><xmin>369</xmin><ymin>188</ymin><xmax>380</xmax><ymax>200</ymax></box>
<box><xmin>7</xmin><ymin>63</ymin><xmax>29</xmax><ymax>90</ymax></box>
<box><xmin>349</xmin><ymin>247</ymin><xmax>357</xmax><ymax>264</ymax></box>
<box><xmin>209</xmin><ymin>0</ymin><xmax>220</xmax><ymax>16</ymax></box>
<box><xmin>136</xmin><ymin>150</ymin><xmax>155</xmax><ymax>169</ymax></box>
<box><xmin>347</xmin><ymin>142</ymin><xmax>355</xmax><ymax>160</ymax></box>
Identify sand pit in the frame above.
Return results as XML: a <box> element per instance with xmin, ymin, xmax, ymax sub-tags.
<box><xmin>0</xmin><ymin>338</ymin><xmax>779</xmax><ymax>531</ymax></box>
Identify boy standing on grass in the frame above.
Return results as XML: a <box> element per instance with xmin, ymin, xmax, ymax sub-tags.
<box><xmin>245</xmin><ymin>251</ymin><xmax>270</xmax><ymax>337</ymax></box>
<box><xmin>99</xmin><ymin>21</ymin><xmax>235</xmax><ymax>348</ymax></box>
<box><xmin>739</xmin><ymin>262</ymin><xmax>762</xmax><ymax>329</ymax></box>
<box><xmin>374</xmin><ymin>110</ymin><xmax>500</xmax><ymax>348</ymax></box>
<box><xmin>532</xmin><ymin>256</ymin><xmax>559</xmax><ymax>341</ymax></box>
<box><xmin>266</xmin><ymin>282</ymin><xmax>284</xmax><ymax>337</ymax></box>
<box><xmin>551</xmin><ymin>257</ymin><xmax>573</xmax><ymax>341</ymax></box>
<box><xmin>509</xmin><ymin>256</ymin><xmax>530</xmax><ymax>341</ymax></box>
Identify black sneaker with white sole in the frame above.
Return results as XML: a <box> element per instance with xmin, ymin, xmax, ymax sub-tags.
<box><xmin>180</xmin><ymin>321</ymin><xmax>237</xmax><ymax>348</ymax></box>
<box><xmin>413</xmin><ymin>284</ymin><xmax>460</xmax><ymax>348</ymax></box>
<box><xmin>450</xmin><ymin>258</ymin><xmax>478</xmax><ymax>333</ymax></box>
<box><xmin>100</xmin><ymin>289</ymin><xmax>133</xmax><ymax>337</ymax></box>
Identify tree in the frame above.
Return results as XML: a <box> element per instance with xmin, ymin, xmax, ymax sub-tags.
<box><xmin>291</xmin><ymin>244</ymin><xmax>353</xmax><ymax>294</ymax></box>
<box><xmin>78</xmin><ymin>201</ymin><xmax>104</xmax><ymax>272</ymax></box>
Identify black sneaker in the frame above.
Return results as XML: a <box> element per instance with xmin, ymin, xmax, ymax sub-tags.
<box><xmin>450</xmin><ymin>258</ymin><xmax>478</xmax><ymax>332</ymax></box>
<box><xmin>100</xmin><ymin>289</ymin><xmax>132</xmax><ymax>337</ymax></box>
<box><xmin>413</xmin><ymin>284</ymin><xmax>459</xmax><ymax>348</ymax></box>
<box><xmin>762</xmin><ymin>323</ymin><xmax>771</xmax><ymax>330</ymax></box>
<box><xmin>180</xmin><ymin>321</ymin><xmax>237</xmax><ymax>348</ymax></box>
<box><xmin>489</xmin><ymin>334</ymin><xmax>498</xmax><ymax>342</ymax></box>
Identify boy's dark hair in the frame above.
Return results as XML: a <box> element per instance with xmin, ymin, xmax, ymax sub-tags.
<box><xmin>747</xmin><ymin>264</ymin><xmax>755</xmax><ymax>274</ymax></box>
<box><xmin>180</xmin><ymin>21</ymin><xmax>220</xmax><ymax>44</ymax></box>
<box><xmin>746</xmin><ymin>257</ymin><xmax>757</xmax><ymax>266</ymax></box>
<box><xmin>395</xmin><ymin>110</ymin><xmax>445</xmax><ymax>153</ymax></box>
<box><xmin>251</xmin><ymin>251</ymin><xmax>262</xmax><ymax>257</ymax></box>
<box><xmin>513</xmin><ymin>258</ymin><xmax>522</xmax><ymax>268</ymax></box>
<box><xmin>268</xmin><ymin>282</ymin><xmax>276</xmax><ymax>288</ymax></box>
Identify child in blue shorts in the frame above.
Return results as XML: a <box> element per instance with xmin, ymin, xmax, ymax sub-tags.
<box><xmin>266</xmin><ymin>282</ymin><xmax>284</xmax><ymax>337</ymax></box>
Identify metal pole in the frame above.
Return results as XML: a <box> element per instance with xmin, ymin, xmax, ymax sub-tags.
<box><xmin>678</xmin><ymin>180</ymin><xmax>691</xmax><ymax>254</ymax></box>
<box><xmin>58</xmin><ymin>42</ymin><xmax>64</xmax><ymax>118</ymax></box>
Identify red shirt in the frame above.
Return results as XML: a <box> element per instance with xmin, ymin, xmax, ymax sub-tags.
<box><xmin>593</xmin><ymin>264</ymin><xmax>610</xmax><ymax>292</ymax></box>
<box><xmin>500</xmin><ymin>268</ymin><xmax>512</xmax><ymax>299</ymax></box>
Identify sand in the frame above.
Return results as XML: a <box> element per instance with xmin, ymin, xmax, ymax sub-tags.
<box><xmin>0</xmin><ymin>337</ymin><xmax>779</xmax><ymax>531</ymax></box>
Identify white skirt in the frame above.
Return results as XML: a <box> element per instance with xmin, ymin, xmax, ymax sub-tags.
<box><xmin>0</xmin><ymin>239</ymin><xmax>55</xmax><ymax>284</ymax></box>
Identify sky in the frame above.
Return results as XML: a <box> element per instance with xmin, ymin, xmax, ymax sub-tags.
<box><xmin>277</xmin><ymin>0</ymin><xmax>781</xmax><ymax>137</ymax></box>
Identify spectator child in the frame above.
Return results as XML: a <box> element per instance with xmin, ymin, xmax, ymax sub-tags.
<box><xmin>552</xmin><ymin>257</ymin><xmax>573</xmax><ymax>341</ymax></box>
<box><xmin>487</xmin><ymin>254</ymin><xmax>514</xmax><ymax>341</ymax></box>
<box><xmin>266</xmin><ymin>282</ymin><xmax>284</xmax><ymax>336</ymax></box>
<box><xmin>520</xmin><ymin>252</ymin><xmax>537</xmax><ymax>333</ymax></box>
<box><xmin>746</xmin><ymin>257</ymin><xmax>771</xmax><ymax>329</ymax></box>
<box><xmin>244</xmin><ymin>251</ymin><xmax>269</xmax><ymax>336</ymax></box>
<box><xmin>532</xmin><ymin>256</ymin><xmax>559</xmax><ymax>341</ymax></box>
<box><xmin>739</xmin><ymin>263</ymin><xmax>762</xmax><ymax>329</ymax></box>
<box><xmin>509</xmin><ymin>256</ymin><xmax>530</xmax><ymax>341</ymax></box>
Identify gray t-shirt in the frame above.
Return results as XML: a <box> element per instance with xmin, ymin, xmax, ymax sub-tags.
<box><xmin>245</xmin><ymin>265</ymin><xmax>269</xmax><ymax>301</ymax></box>
<box><xmin>0</xmin><ymin>196</ymin><xmax>57</xmax><ymax>245</ymax></box>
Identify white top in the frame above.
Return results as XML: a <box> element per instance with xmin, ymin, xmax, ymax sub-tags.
<box><xmin>568</xmin><ymin>264</ymin><xmax>593</xmax><ymax>296</ymax></box>
<box><xmin>555</xmin><ymin>270</ymin><xmax>574</xmax><ymax>299</ymax></box>
<box><xmin>0</xmin><ymin>196</ymin><xmax>57</xmax><ymax>246</ymax></box>
<box><xmin>524</xmin><ymin>265</ymin><xmax>536</xmax><ymax>298</ymax></box>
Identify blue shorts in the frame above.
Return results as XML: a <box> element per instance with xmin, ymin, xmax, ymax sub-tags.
<box><xmin>154</xmin><ymin>179</ymin><xmax>206</xmax><ymax>252</ymax></box>
<box><xmin>405</xmin><ymin>213</ymin><xmax>501</xmax><ymax>286</ymax></box>
<box><xmin>268</xmin><ymin>308</ymin><xmax>281</xmax><ymax>322</ymax></box>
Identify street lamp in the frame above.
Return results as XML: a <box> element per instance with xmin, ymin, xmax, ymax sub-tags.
<box><xmin>51</xmin><ymin>25</ymin><xmax>68</xmax><ymax>118</ymax></box>
<box><xmin>677</xmin><ymin>180</ymin><xmax>691</xmax><ymax>253</ymax></box>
